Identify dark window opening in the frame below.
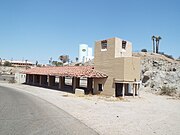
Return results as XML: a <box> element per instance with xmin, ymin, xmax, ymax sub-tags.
<box><xmin>101</xmin><ymin>40</ymin><xmax>107</xmax><ymax>50</ymax></box>
<box><xmin>115</xmin><ymin>83</ymin><xmax>123</xmax><ymax>97</ymax></box>
<box><xmin>98</xmin><ymin>84</ymin><xmax>103</xmax><ymax>91</ymax></box>
<box><xmin>122</xmin><ymin>40</ymin><xmax>127</xmax><ymax>49</ymax></box>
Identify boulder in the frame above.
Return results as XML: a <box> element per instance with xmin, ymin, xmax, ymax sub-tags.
<box><xmin>75</xmin><ymin>88</ymin><xmax>85</xmax><ymax>97</ymax></box>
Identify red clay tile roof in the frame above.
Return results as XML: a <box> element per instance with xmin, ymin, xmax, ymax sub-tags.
<box><xmin>24</xmin><ymin>66</ymin><xmax>108</xmax><ymax>78</ymax></box>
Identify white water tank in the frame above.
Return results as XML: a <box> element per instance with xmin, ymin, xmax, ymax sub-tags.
<box><xmin>79</xmin><ymin>44</ymin><xmax>88</xmax><ymax>63</ymax></box>
<box><xmin>87</xmin><ymin>47</ymin><xmax>93</xmax><ymax>60</ymax></box>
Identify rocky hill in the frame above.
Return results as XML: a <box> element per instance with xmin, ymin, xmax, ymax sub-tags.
<box><xmin>133</xmin><ymin>52</ymin><xmax>180</xmax><ymax>96</ymax></box>
<box><xmin>0</xmin><ymin>66</ymin><xmax>26</xmax><ymax>75</ymax></box>
<box><xmin>0</xmin><ymin>66</ymin><xmax>26</xmax><ymax>82</ymax></box>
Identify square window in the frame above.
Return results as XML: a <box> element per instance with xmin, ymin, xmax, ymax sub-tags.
<box><xmin>98</xmin><ymin>84</ymin><xmax>103</xmax><ymax>91</ymax></box>
<box><xmin>101</xmin><ymin>40</ymin><xmax>107</xmax><ymax>50</ymax></box>
<box><xmin>122</xmin><ymin>40</ymin><xmax>127</xmax><ymax>49</ymax></box>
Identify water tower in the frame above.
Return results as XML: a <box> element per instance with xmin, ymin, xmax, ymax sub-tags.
<box><xmin>79</xmin><ymin>44</ymin><xmax>88</xmax><ymax>63</ymax></box>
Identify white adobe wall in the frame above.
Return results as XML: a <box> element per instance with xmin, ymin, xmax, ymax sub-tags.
<box><xmin>15</xmin><ymin>73</ymin><xmax>26</xmax><ymax>84</ymax></box>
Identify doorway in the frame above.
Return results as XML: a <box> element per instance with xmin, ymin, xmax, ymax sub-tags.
<box><xmin>115</xmin><ymin>83</ymin><xmax>123</xmax><ymax>97</ymax></box>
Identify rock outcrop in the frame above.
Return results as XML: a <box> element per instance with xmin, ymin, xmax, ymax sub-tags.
<box><xmin>0</xmin><ymin>66</ymin><xmax>25</xmax><ymax>75</ymax></box>
<box><xmin>134</xmin><ymin>52</ymin><xmax>180</xmax><ymax>94</ymax></box>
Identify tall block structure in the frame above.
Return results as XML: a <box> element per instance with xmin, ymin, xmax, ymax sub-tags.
<box><xmin>79</xmin><ymin>44</ymin><xmax>93</xmax><ymax>63</ymax></box>
<box><xmin>94</xmin><ymin>37</ymin><xmax>140</xmax><ymax>96</ymax></box>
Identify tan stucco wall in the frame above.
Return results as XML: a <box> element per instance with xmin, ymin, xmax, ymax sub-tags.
<box><xmin>94</xmin><ymin>37</ymin><xmax>140</xmax><ymax>96</ymax></box>
<box><xmin>123</xmin><ymin>57</ymin><xmax>140</xmax><ymax>81</ymax></box>
<box><xmin>93</xmin><ymin>77</ymin><xmax>116</xmax><ymax>96</ymax></box>
<box><xmin>114</xmin><ymin>37</ymin><xmax>132</xmax><ymax>58</ymax></box>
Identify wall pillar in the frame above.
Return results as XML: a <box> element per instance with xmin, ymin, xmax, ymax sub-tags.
<box><xmin>72</xmin><ymin>77</ymin><xmax>77</xmax><ymax>92</ymax></box>
<box><xmin>48</xmin><ymin>76</ymin><xmax>50</xmax><ymax>87</ymax></box>
<box><xmin>135</xmin><ymin>84</ymin><xmax>138</xmax><ymax>96</ymax></box>
<box><xmin>130</xmin><ymin>83</ymin><xmax>133</xmax><ymax>93</ymax></box>
<box><xmin>137</xmin><ymin>83</ymin><xmax>140</xmax><ymax>96</ymax></box>
<box><xmin>76</xmin><ymin>78</ymin><xmax>80</xmax><ymax>88</ymax></box>
<box><xmin>59</xmin><ymin>76</ymin><xmax>62</xmax><ymax>89</ymax></box>
<box><xmin>133</xmin><ymin>84</ymin><xmax>135</xmax><ymax>97</ymax></box>
<box><xmin>33</xmin><ymin>74</ymin><xmax>35</xmax><ymax>85</ymax></box>
<box><xmin>87</xmin><ymin>78</ymin><xmax>93</xmax><ymax>94</ymax></box>
<box><xmin>122</xmin><ymin>83</ymin><xmax>125</xmax><ymax>98</ymax></box>
<box><xmin>26</xmin><ymin>74</ymin><xmax>29</xmax><ymax>84</ymax></box>
<box><xmin>39</xmin><ymin>75</ymin><xmax>42</xmax><ymax>86</ymax></box>
<box><xmin>48</xmin><ymin>76</ymin><xmax>55</xmax><ymax>87</ymax></box>
<box><xmin>62</xmin><ymin>77</ymin><xmax>65</xmax><ymax>88</ymax></box>
<box><xmin>59</xmin><ymin>76</ymin><xmax>65</xmax><ymax>89</ymax></box>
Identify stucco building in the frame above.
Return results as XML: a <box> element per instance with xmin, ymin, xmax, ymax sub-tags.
<box><xmin>94</xmin><ymin>37</ymin><xmax>141</xmax><ymax>97</ymax></box>
<box><xmin>24</xmin><ymin>37</ymin><xmax>141</xmax><ymax>97</ymax></box>
<box><xmin>1</xmin><ymin>60</ymin><xmax>34</xmax><ymax>67</ymax></box>
<box><xmin>15</xmin><ymin>73</ymin><xmax>26</xmax><ymax>84</ymax></box>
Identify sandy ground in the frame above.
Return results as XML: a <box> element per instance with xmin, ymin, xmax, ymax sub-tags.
<box><xmin>0</xmin><ymin>82</ymin><xmax>180</xmax><ymax>135</ymax></box>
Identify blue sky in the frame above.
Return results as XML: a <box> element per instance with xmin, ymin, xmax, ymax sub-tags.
<box><xmin>0</xmin><ymin>0</ymin><xmax>179</xmax><ymax>64</ymax></box>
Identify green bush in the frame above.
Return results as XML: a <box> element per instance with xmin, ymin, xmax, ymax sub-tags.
<box><xmin>163</xmin><ymin>54</ymin><xmax>174</xmax><ymax>59</ymax></box>
<box><xmin>52</xmin><ymin>61</ymin><xmax>63</xmax><ymax>66</ymax></box>
<box><xmin>160</xmin><ymin>86</ymin><xmax>176</xmax><ymax>96</ymax></box>
<box><xmin>141</xmin><ymin>49</ymin><xmax>147</xmax><ymax>52</ymax></box>
<box><xmin>3</xmin><ymin>61</ymin><xmax>12</xmax><ymax>66</ymax></box>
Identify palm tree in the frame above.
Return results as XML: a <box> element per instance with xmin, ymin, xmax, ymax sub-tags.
<box><xmin>155</xmin><ymin>36</ymin><xmax>162</xmax><ymax>53</ymax></box>
<box><xmin>49</xmin><ymin>57</ymin><xmax>52</xmax><ymax>65</ymax></box>
<box><xmin>52</xmin><ymin>61</ymin><xmax>63</xmax><ymax>66</ymax></box>
<box><xmin>25</xmin><ymin>59</ymin><xmax>28</xmax><ymax>69</ymax></box>
<box><xmin>152</xmin><ymin>35</ymin><xmax>156</xmax><ymax>53</ymax></box>
<box><xmin>59</xmin><ymin>55</ymin><xmax>69</xmax><ymax>65</ymax></box>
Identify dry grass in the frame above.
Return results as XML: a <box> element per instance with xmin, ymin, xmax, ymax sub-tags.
<box><xmin>8</xmin><ymin>79</ymin><xmax>16</xmax><ymax>83</ymax></box>
<box><xmin>160</xmin><ymin>86</ymin><xmax>177</xmax><ymax>96</ymax></box>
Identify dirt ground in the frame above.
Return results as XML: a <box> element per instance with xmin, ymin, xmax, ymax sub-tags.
<box><xmin>0</xmin><ymin>82</ymin><xmax>180</xmax><ymax>135</ymax></box>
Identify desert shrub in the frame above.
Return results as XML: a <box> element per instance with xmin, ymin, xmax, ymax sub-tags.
<box><xmin>37</xmin><ymin>64</ymin><xmax>42</xmax><ymax>67</ymax></box>
<box><xmin>159</xmin><ymin>52</ymin><xmax>174</xmax><ymax>59</ymax></box>
<box><xmin>163</xmin><ymin>54</ymin><xmax>174</xmax><ymax>59</ymax></box>
<box><xmin>52</xmin><ymin>61</ymin><xmax>63</xmax><ymax>66</ymax></box>
<box><xmin>160</xmin><ymin>86</ymin><xmax>176</xmax><ymax>96</ymax></box>
<box><xmin>141</xmin><ymin>49</ymin><xmax>147</xmax><ymax>52</ymax></box>
<box><xmin>159</xmin><ymin>52</ymin><xmax>164</xmax><ymax>55</ymax></box>
<box><xmin>3</xmin><ymin>61</ymin><xmax>12</xmax><ymax>66</ymax></box>
<box><xmin>8</xmin><ymin>79</ymin><xmax>16</xmax><ymax>83</ymax></box>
